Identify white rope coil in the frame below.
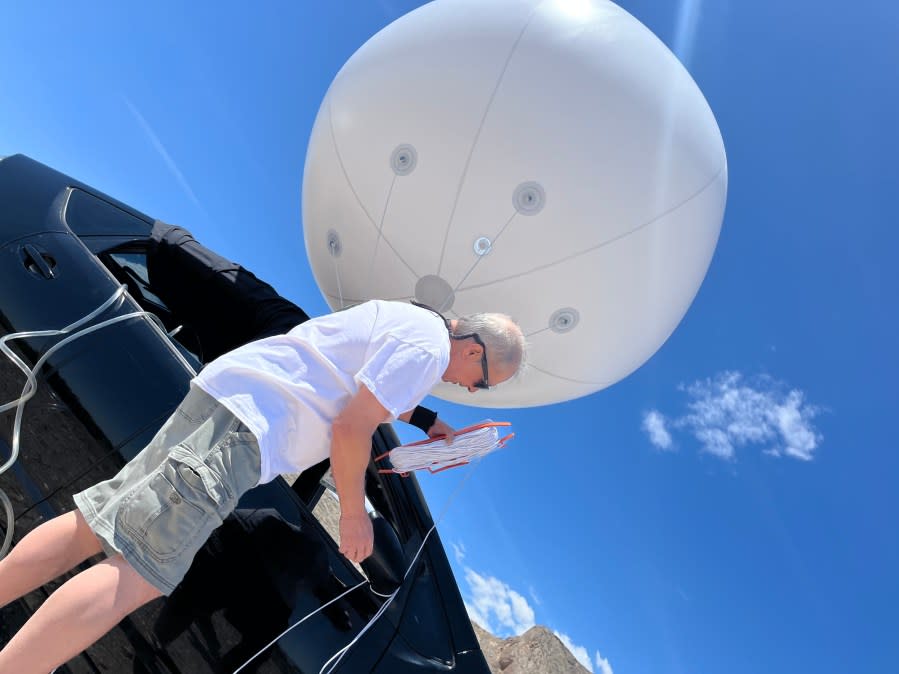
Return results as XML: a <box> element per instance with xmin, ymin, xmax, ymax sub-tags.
<box><xmin>382</xmin><ymin>422</ymin><xmax>512</xmax><ymax>474</ymax></box>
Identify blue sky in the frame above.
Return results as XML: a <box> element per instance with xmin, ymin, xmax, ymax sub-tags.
<box><xmin>2</xmin><ymin>1</ymin><xmax>897</xmax><ymax>672</ymax></box>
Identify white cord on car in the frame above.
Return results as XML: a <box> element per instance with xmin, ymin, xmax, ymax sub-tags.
<box><xmin>0</xmin><ymin>489</ymin><xmax>13</xmax><ymax>561</ymax></box>
<box><xmin>234</xmin><ymin>461</ymin><xmax>482</xmax><ymax>674</ymax></box>
<box><xmin>0</xmin><ymin>285</ymin><xmax>189</xmax><ymax>558</ymax></box>
<box><xmin>316</xmin><ymin>523</ymin><xmax>440</xmax><ymax>674</ymax></box>
<box><xmin>231</xmin><ymin>577</ymin><xmax>369</xmax><ymax>674</ymax></box>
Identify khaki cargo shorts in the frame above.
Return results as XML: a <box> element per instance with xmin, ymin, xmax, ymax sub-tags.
<box><xmin>74</xmin><ymin>384</ymin><xmax>261</xmax><ymax>595</ymax></box>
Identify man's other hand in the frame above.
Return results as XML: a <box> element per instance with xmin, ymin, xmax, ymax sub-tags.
<box><xmin>339</xmin><ymin>512</ymin><xmax>374</xmax><ymax>563</ymax></box>
<box><xmin>427</xmin><ymin>418</ymin><xmax>456</xmax><ymax>444</ymax></box>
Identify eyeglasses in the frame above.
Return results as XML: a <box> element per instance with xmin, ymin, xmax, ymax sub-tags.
<box><xmin>450</xmin><ymin>331</ymin><xmax>490</xmax><ymax>390</ymax></box>
<box><xmin>412</xmin><ymin>301</ymin><xmax>490</xmax><ymax>390</ymax></box>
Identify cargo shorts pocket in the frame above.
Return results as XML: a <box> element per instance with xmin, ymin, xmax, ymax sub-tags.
<box><xmin>116</xmin><ymin>447</ymin><xmax>225</xmax><ymax>562</ymax></box>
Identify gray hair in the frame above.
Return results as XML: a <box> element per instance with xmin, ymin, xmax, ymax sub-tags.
<box><xmin>454</xmin><ymin>313</ymin><xmax>527</xmax><ymax>377</ymax></box>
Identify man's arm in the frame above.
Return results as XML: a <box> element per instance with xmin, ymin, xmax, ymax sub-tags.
<box><xmin>330</xmin><ymin>385</ymin><xmax>390</xmax><ymax>563</ymax></box>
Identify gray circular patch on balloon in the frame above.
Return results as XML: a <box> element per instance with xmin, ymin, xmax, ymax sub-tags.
<box><xmin>327</xmin><ymin>229</ymin><xmax>342</xmax><ymax>257</ymax></box>
<box><xmin>549</xmin><ymin>307</ymin><xmax>579</xmax><ymax>333</ymax></box>
<box><xmin>390</xmin><ymin>144</ymin><xmax>418</xmax><ymax>176</ymax></box>
<box><xmin>415</xmin><ymin>275</ymin><xmax>455</xmax><ymax>312</ymax></box>
<box><xmin>473</xmin><ymin>236</ymin><xmax>493</xmax><ymax>256</ymax></box>
<box><xmin>513</xmin><ymin>181</ymin><xmax>546</xmax><ymax>215</ymax></box>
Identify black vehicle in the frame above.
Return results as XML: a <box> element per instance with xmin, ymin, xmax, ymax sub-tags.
<box><xmin>0</xmin><ymin>154</ymin><xmax>489</xmax><ymax>673</ymax></box>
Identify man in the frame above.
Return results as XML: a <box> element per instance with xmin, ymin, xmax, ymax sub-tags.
<box><xmin>0</xmin><ymin>299</ymin><xmax>525</xmax><ymax>673</ymax></box>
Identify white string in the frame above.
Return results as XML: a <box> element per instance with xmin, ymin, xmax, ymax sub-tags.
<box><xmin>385</xmin><ymin>423</ymin><xmax>507</xmax><ymax>474</ymax></box>
<box><xmin>234</xmin><ymin>457</ymin><xmax>485</xmax><ymax>674</ymax></box>
<box><xmin>317</xmin><ymin>522</ymin><xmax>440</xmax><ymax>674</ymax></box>
<box><xmin>230</xmin><ymin>579</ymin><xmax>368</xmax><ymax>674</ymax></box>
<box><xmin>0</xmin><ymin>286</ymin><xmax>192</xmax><ymax>558</ymax></box>
<box><xmin>0</xmin><ymin>489</ymin><xmax>13</xmax><ymax>560</ymax></box>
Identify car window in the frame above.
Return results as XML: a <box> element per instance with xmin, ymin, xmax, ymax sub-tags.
<box><xmin>107</xmin><ymin>252</ymin><xmax>167</xmax><ymax>307</ymax></box>
<box><xmin>98</xmin><ymin>247</ymin><xmax>203</xmax><ymax>367</ymax></box>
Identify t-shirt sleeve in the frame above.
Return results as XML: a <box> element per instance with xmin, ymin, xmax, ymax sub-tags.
<box><xmin>354</xmin><ymin>337</ymin><xmax>443</xmax><ymax>419</ymax></box>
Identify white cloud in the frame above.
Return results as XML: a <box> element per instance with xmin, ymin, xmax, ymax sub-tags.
<box><xmin>772</xmin><ymin>390</ymin><xmax>820</xmax><ymax>460</ymax></box>
<box><xmin>595</xmin><ymin>649</ymin><xmax>614</xmax><ymax>674</ymax></box>
<box><xmin>464</xmin><ymin>599</ymin><xmax>490</xmax><ymax>634</ymax></box>
<box><xmin>645</xmin><ymin>371</ymin><xmax>823</xmax><ymax>461</ymax></box>
<box><xmin>452</xmin><ymin>541</ymin><xmax>466</xmax><ymax>564</ymax></box>
<box><xmin>463</xmin><ymin>568</ymin><xmax>535</xmax><ymax>636</ymax></box>
<box><xmin>459</xmin><ymin>566</ymin><xmax>613</xmax><ymax>674</ymax></box>
<box><xmin>528</xmin><ymin>584</ymin><xmax>543</xmax><ymax>607</ymax></box>
<box><xmin>554</xmin><ymin>630</ymin><xmax>595</xmax><ymax>672</ymax></box>
<box><xmin>642</xmin><ymin>410</ymin><xmax>674</xmax><ymax>450</ymax></box>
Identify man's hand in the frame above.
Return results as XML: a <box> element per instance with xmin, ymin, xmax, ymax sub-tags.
<box><xmin>427</xmin><ymin>417</ymin><xmax>456</xmax><ymax>444</ymax></box>
<box><xmin>339</xmin><ymin>512</ymin><xmax>374</xmax><ymax>563</ymax></box>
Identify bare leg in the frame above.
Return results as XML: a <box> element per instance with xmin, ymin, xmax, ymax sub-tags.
<box><xmin>0</xmin><ymin>510</ymin><xmax>103</xmax><ymax>608</ymax></box>
<box><xmin>0</xmin><ymin>554</ymin><xmax>162</xmax><ymax>673</ymax></box>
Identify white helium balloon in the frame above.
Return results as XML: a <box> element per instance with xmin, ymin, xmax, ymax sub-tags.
<box><xmin>302</xmin><ymin>0</ymin><xmax>727</xmax><ymax>408</ymax></box>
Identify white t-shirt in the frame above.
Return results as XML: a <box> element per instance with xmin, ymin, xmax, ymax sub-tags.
<box><xmin>193</xmin><ymin>300</ymin><xmax>450</xmax><ymax>484</ymax></box>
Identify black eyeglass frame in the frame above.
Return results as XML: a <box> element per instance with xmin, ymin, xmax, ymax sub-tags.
<box><xmin>412</xmin><ymin>301</ymin><xmax>491</xmax><ymax>390</ymax></box>
<box><xmin>449</xmin><ymin>331</ymin><xmax>490</xmax><ymax>390</ymax></box>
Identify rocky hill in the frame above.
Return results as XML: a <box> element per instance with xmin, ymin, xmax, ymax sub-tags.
<box><xmin>472</xmin><ymin>622</ymin><xmax>591</xmax><ymax>674</ymax></box>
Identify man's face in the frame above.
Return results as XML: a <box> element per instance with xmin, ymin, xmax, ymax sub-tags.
<box><xmin>443</xmin><ymin>337</ymin><xmax>518</xmax><ymax>393</ymax></box>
